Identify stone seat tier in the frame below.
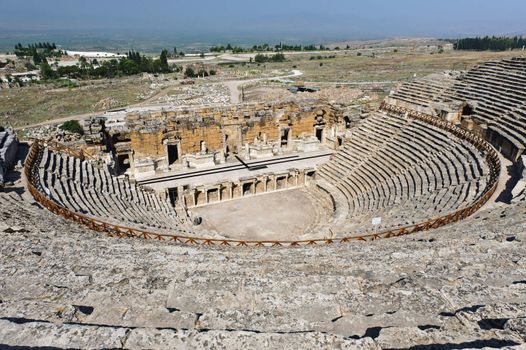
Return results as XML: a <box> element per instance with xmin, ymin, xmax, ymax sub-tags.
<box><xmin>37</xmin><ymin>148</ymin><xmax>193</xmax><ymax>235</ymax></box>
<box><xmin>316</xmin><ymin>111</ymin><xmax>490</xmax><ymax>235</ymax></box>
<box><xmin>388</xmin><ymin>58</ymin><xmax>526</xmax><ymax>153</ymax></box>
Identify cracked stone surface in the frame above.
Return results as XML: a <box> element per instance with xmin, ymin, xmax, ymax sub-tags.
<box><xmin>0</xmin><ymin>188</ymin><xmax>525</xmax><ymax>349</ymax></box>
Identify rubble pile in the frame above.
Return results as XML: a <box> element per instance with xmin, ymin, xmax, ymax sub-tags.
<box><xmin>157</xmin><ymin>84</ymin><xmax>230</xmax><ymax>106</ymax></box>
<box><xmin>23</xmin><ymin>124</ymin><xmax>83</xmax><ymax>143</ymax></box>
<box><xmin>92</xmin><ymin>97</ymin><xmax>121</xmax><ymax>110</ymax></box>
<box><xmin>244</xmin><ymin>85</ymin><xmax>371</xmax><ymax>105</ymax></box>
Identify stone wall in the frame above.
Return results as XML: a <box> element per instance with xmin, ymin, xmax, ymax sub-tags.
<box><xmin>120</xmin><ymin>101</ymin><xmax>343</xmax><ymax>175</ymax></box>
<box><xmin>181</xmin><ymin>168</ymin><xmax>316</xmax><ymax>208</ymax></box>
<box><xmin>177</xmin><ymin>124</ymin><xmax>224</xmax><ymax>156</ymax></box>
<box><xmin>129</xmin><ymin>131</ymin><xmax>165</xmax><ymax>158</ymax></box>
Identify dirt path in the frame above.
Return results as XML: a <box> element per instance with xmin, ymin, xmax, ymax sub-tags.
<box><xmin>224</xmin><ymin>70</ymin><xmax>303</xmax><ymax>103</ymax></box>
<box><xmin>481</xmin><ymin>154</ymin><xmax>513</xmax><ymax>210</ymax></box>
<box><xmin>301</xmin><ymin>80</ymin><xmax>398</xmax><ymax>86</ymax></box>
<box><xmin>13</xmin><ymin>111</ymin><xmax>105</xmax><ymax>131</ymax></box>
<box><xmin>167</xmin><ymin>50</ymin><xmax>340</xmax><ymax>65</ymax></box>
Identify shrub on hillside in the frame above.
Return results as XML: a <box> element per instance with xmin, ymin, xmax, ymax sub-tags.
<box><xmin>59</xmin><ymin>120</ymin><xmax>84</xmax><ymax>135</ymax></box>
<box><xmin>184</xmin><ymin>67</ymin><xmax>196</xmax><ymax>78</ymax></box>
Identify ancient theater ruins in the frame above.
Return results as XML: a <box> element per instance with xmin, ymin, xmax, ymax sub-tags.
<box><xmin>1</xmin><ymin>55</ymin><xmax>526</xmax><ymax>348</ymax></box>
<box><xmin>21</xmin><ymin>58</ymin><xmax>525</xmax><ymax>246</ymax></box>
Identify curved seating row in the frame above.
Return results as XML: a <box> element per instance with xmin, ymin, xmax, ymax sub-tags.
<box><xmin>316</xmin><ymin>110</ymin><xmax>491</xmax><ymax>234</ymax></box>
<box><xmin>34</xmin><ymin>147</ymin><xmax>193</xmax><ymax>234</ymax></box>
<box><xmin>388</xmin><ymin>57</ymin><xmax>526</xmax><ymax>159</ymax></box>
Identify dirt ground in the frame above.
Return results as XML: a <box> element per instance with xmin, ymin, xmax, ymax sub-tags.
<box><xmin>191</xmin><ymin>189</ymin><xmax>328</xmax><ymax>241</ymax></box>
<box><xmin>3</xmin><ymin>44</ymin><xmax>524</xmax><ymax>129</ymax></box>
<box><xmin>242</xmin><ymin>84</ymin><xmax>369</xmax><ymax>104</ymax></box>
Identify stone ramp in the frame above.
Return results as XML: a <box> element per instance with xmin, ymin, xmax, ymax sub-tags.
<box><xmin>0</xmin><ymin>129</ymin><xmax>18</xmax><ymax>187</ymax></box>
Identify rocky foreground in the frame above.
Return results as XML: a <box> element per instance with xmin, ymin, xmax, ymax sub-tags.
<box><xmin>0</xmin><ymin>188</ymin><xmax>525</xmax><ymax>349</ymax></box>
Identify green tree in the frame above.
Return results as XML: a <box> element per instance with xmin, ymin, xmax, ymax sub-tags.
<box><xmin>270</xmin><ymin>53</ymin><xmax>285</xmax><ymax>62</ymax></box>
<box><xmin>254</xmin><ymin>53</ymin><xmax>267</xmax><ymax>63</ymax></box>
<box><xmin>184</xmin><ymin>67</ymin><xmax>196</xmax><ymax>78</ymax></box>
<box><xmin>254</xmin><ymin>53</ymin><xmax>285</xmax><ymax>63</ymax></box>
<box><xmin>79</xmin><ymin>56</ymin><xmax>89</xmax><ymax>68</ymax></box>
<box><xmin>119</xmin><ymin>59</ymin><xmax>139</xmax><ymax>75</ymax></box>
<box><xmin>32</xmin><ymin>50</ymin><xmax>42</xmax><ymax>65</ymax></box>
<box><xmin>160</xmin><ymin>49</ymin><xmax>169</xmax><ymax>72</ymax></box>
<box><xmin>40</xmin><ymin>59</ymin><xmax>55</xmax><ymax>80</ymax></box>
<box><xmin>59</xmin><ymin>120</ymin><xmax>84</xmax><ymax>134</ymax></box>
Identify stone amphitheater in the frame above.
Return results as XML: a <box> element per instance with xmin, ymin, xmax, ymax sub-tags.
<box><xmin>1</xmin><ymin>57</ymin><xmax>525</xmax><ymax>349</ymax></box>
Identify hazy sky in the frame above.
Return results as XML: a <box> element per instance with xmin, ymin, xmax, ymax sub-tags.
<box><xmin>1</xmin><ymin>0</ymin><xmax>525</xmax><ymax>41</ymax></box>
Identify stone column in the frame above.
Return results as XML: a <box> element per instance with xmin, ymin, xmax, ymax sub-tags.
<box><xmin>245</xmin><ymin>143</ymin><xmax>250</xmax><ymax>160</ymax></box>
